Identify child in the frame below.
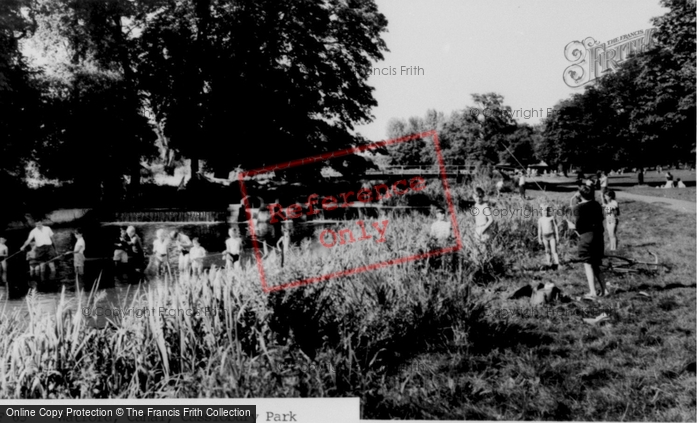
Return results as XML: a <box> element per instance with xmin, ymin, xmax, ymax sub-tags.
<box><xmin>152</xmin><ymin>228</ymin><xmax>172</xmax><ymax>278</ymax></box>
<box><xmin>276</xmin><ymin>224</ymin><xmax>292</xmax><ymax>268</ymax></box>
<box><xmin>73</xmin><ymin>229</ymin><xmax>86</xmax><ymax>284</ymax></box>
<box><xmin>429</xmin><ymin>207</ymin><xmax>452</xmax><ymax>243</ymax></box>
<box><xmin>170</xmin><ymin>230</ymin><xmax>193</xmax><ymax>274</ymax></box>
<box><xmin>676</xmin><ymin>178</ymin><xmax>686</xmax><ymax>188</ymax></box>
<box><xmin>574</xmin><ymin>185</ymin><xmax>607</xmax><ymax>299</ymax></box>
<box><xmin>189</xmin><ymin>237</ymin><xmax>206</xmax><ymax>278</ymax></box>
<box><xmin>224</xmin><ymin>228</ymin><xmax>242</xmax><ymax>272</ymax></box>
<box><xmin>113</xmin><ymin>227</ymin><xmax>130</xmax><ymax>271</ymax></box>
<box><xmin>518</xmin><ymin>171</ymin><xmax>526</xmax><ymax>199</ymax></box>
<box><xmin>602</xmin><ymin>189</ymin><xmax>620</xmax><ymax>251</ymax></box>
<box><xmin>26</xmin><ymin>241</ymin><xmax>39</xmax><ymax>277</ymax></box>
<box><xmin>126</xmin><ymin>226</ymin><xmax>145</xmax><ymax>277</ymax></box>
<box><xmin>0</xmin><ymin>237</ymin><xmax>7</xmax><ymax>274</ymax></box>
<box><xmin>473</xmin><ymin>188</ymin><xmax>493</xmax><ymax>243</ymax></box>
<box><xmin>537</xmin><ymin>204</ymin><xmax>560</xmax><ymax>269</ymax></box>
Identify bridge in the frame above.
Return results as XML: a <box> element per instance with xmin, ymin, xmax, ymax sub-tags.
<box><xmin>365</xmin><ymin>165</ymin><xmax>476</xmax><ymax>178</ymax></box>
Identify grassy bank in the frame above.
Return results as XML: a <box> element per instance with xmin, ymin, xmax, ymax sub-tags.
<box><xmin>0</xmin><ymin>177</ymin><xmax>694</xmax><ymax>421</ymax></box>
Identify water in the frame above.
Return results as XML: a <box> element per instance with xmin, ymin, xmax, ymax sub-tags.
<box><xmin>0</xmin><ymin>222</ymin><xmax>237</xmax><ymax>323</ymax></box>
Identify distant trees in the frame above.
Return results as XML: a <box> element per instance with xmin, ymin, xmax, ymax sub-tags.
<box><xmin>540</xmin><ymin>0</ymin><xmax>696</xmax><ymax>171</ymax></box>
<box><xmin>386</xmin><ymin>93</ymin><xmax>539</xmax><ymax>168</ymax></box>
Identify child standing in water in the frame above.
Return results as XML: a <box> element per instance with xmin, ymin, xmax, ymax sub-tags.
<box><xmin>152</xmin><ymin>229</ymin><xmax>172</xmax><ymax>278</ymax></box>
<box><xmin>224</xmin><ymin>228</ymin><xmax>242</xmax><ymax>272</ymax></box>
<box><xmin>602</xmin><ymin>189</ymin><xmax>620</xmax><ymax>251</ymax></box>
<box><xmin>0</xmin><ymin>237</ymin><xmax>8</xmax><ymax>274</ymax></box>
<box><xmin>26</xmin><ymin>241</ymin><xmax>39</xmax><ymax>277</ymax></box>
<box><xmin>537</xmin><ymin>204</ymin><xmax>560</xmax><ymax>269</ymax></box>
<box><xmin>189</xmin><ymin>237</ymin><xmax>206</xmax><ymax>278</ymax></box>
<box><xmin>73</xmin><ymin>229</ymin><xmax>86</xmax><ymax>284</ymax></box>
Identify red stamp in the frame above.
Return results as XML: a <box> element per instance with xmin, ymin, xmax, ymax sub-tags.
<box><xmin>238</xmin><ymin>130</ymin><xmax>462</xmax><ymax>293</ymax></box>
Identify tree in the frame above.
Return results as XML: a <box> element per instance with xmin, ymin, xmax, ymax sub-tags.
<box><xmin>35</xmin><ymin>67</ymin><xmax>156</xmax><ymax>205</ymax></box>
<box><xmin>0</xmin><ymin>0</ymin><xmax>42</xmax><ymax>224</ymax></box>
<box><xmin>137</xmin><ymin>0</ymin><xmax>389</xmax><ymax>178</ymax></box>
<box><xmin>385</xmin><ymin>109</ymin><xmax>445</xmax><ymax>166</ymax></box>
<box><xmin>32</xmin><ymin>0</ymin><xmax>158</xmax><ymax>199</ymax></box>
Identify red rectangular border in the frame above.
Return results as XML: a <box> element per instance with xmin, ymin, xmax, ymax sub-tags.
<box><xmin>238</xmin><ymin>130</ymin><xmax>463</xmax><ymax>293</ymax></box>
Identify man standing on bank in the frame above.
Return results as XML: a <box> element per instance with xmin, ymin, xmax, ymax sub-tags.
<box><xmin>21</xmin><ymin>221</ymin><xmax>58</xmax><ymax>276</ymax></box>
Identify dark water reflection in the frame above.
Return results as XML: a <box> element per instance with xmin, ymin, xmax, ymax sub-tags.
<box><xmin>0</xmin><ymin>222</ymin><xmax>238</xmax><ymax>320</ymax></box>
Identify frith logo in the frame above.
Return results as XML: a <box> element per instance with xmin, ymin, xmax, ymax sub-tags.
<box><xmin>563</xmin><ymin>28</ymin><xmax>657</xmax><ymax>88</ymax></box>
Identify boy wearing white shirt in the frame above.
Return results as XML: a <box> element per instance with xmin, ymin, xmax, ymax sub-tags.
<box><xmin>21</xmin><ymin>221</ymin><xmax>57</xmax><ymax>275</ymax></box>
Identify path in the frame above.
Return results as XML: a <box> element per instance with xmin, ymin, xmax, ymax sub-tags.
<box><xmin>613</xmin><ymin>191</ymin><xmax>695</xmax><ymax>214</ymax></box>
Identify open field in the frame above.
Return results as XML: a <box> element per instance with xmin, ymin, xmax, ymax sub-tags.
<box><xmin>0</xmin><ymin>176</ymin><xmax>694</xmax><ymax>421</ymax></box>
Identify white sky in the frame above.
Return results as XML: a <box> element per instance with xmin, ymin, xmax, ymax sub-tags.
<box><xmin>354</xmin><ymin>0</ymin><xmax>669</xmax><ymax>141</ymax></box>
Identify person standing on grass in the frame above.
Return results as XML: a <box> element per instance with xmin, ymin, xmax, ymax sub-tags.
<box><xmin>276</xmin><ymin>224</ymin><xmax>292</xmax><ymax>268</ymax></box>
<box><xmin>601</xmin><ymin>189</ymin><xmax>620</xmax><ymax>251</ymax></box>
<box><xmin>518</xmin><ymin>171</ymin><xmax>526</xmax><ymax>199</ymax></box>
<box><xmin>21</xmin><ymin>221</ymin><xmax>57</xmax><ymax>276</ymax></box>
<box><xmin>599</xmin><ymin>171</ymin><xmax>608</xmax><ymax>192</ymax></box>
<box><xmin>574</xmin><ymin>185</ymin><xmax>607</xmax><ymax>299</ymax></box>
<box><xmin>537</xmin><ymin>204</ymin><xmax>560</xmax><ymax>269</ymax></box>
<box><xmin>472</xmin><ymin>188</ymin><xmax>493</xmax><ymax>243</ymax></box>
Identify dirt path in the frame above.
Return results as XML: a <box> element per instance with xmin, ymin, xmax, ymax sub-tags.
<box><xmin>615</xmin><ymin>190</ymin><xmax>696</xmax><ymax>214</ymax></box>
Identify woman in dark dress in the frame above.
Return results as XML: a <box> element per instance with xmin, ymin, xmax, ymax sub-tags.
<box><xmin>574</xmin><ymin>185</ymin><xmax>607</xmax><ymax>299</ymax></box>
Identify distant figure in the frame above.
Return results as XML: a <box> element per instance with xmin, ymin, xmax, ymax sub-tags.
<box><xmin>676</xmin><ymin>178</ymin><xmax>686</xmax><ymax>188</ymax></box>
<box><xmin>537</xmin><ymin>204</ymin><xmax>560</xmax><ymax>269</ymax></box>
<box><xmin>73</xmin><ymin>229</ymin><xmax>86</xmax><ymax>284</ymax></box>
<box><xmin>666</xmin><ymin>171</ymin><xmax>673</xmax><ymax>183</ymax></box>
<box><xmin>472</xmin><ymin>188</ymin><xmax>493</xmax><ymax>243</ymax></box>
<box><xmin>518</xmin><ymin>171</ymin><xmax>526</xmax><ymax>199</ymax></box>
<box><xmin>276</xmin><ymin>224</ymin><xmax>292</xmax><ymax>268</ymax></box>
<box><xmin>0</xmin><ymin>236</ymin><xmax>7</xmax><ymax>274</ymax></box>
<box><xmin>224</xmin><ymin>228</ymin><xmax>242</xmax><ymax>272</ymax></box>
<box><xmin>602</xmin><ymin>189</ymin><xmax>620</xmax><ymax>251</ymax></box>
<box><xmin>170</xmin><ymin>230</ymin><xmax>193</xmax><ymax>274</ymax></box>
<box><xmin>430</xmin><ymin>207</ymin><xmax>453</xmax><ymax>243</ymax></box>
<box><xmin>574</xmin><ymin>185</ymin><xmax>607</xmax><ymax>299</ymax></box>
<box><xmin>21</xmin><ymin>221</ymin><xmax>57</xmax><ymax>276</ymax></box>
<box><xmin>26</xmin><ymin>241</ymin><xmax>39</xmax><ymax>277</ymax></box>
<box><xmin>126</xmin><ymin>226</ymin><xmax>145</xmax><ymax>276</ymax></box>
<box><xmin>113</xmin><ymin>227</ymin><xmax>130</xmax><ymax>271</ymax></box>
<box><xmin>599</xmin><ymin>171</ymin><xmax>608</xmax><ymax>192</ymax></box>
<box><xmin>189</xmin><ymin>237</ymin><xmax>206</xmax><ymax>278</ymax></box>
<box><xmin>637</xmin><ymin>169</ymin><xmax>644</xmax><ymax>185</ymax></box>
<box><xmin>152</xmin><ymin>229</ymin><xmax>172</xmax><ymax>278</ymax></box>
<box><xmin>495</xmin><ymin>175</ymin><xmax>504</xmax><ymax>197</ymax></box>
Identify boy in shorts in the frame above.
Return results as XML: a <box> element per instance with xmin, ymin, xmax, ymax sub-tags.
<box><xmin>26</xmin><ymin>241</ymin><xmax>39</xmax><ymax>277</ymax></box>
<box><xmin>189</xmin><ymin>237</ymin><xmax>206</xmax><ymax>278</ymax></box>
<box><xmin>0</xmin><ymin>237</ymin><xmax>8</xmax><ymax>274</ymax></box>
<box><xmin>473</xmin><ymin>188</ymin><xmax>493</xmax><ymax>243</ymax></box>
<box><xmin>537</xmin><ymin>204</ymin><xmax>560</xmax><ymax>269</ymax></box>
<box><xmin>224</xmin><ymin>228</ymin><xmax>242</xmax><ymax>272</ymax></box>
<box><xmin>73</xmin><ymin>229</ymin><xmax>86</xmax><ymax>283</ymax></box>
<box><xmin>113</xmin><ymin>227</ymin><xmax>130</xmax><ymax>271</ymax></box>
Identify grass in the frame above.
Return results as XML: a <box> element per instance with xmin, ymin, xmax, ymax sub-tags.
<box><xmin>622</xmin><ymin>187</ymin><xmax>697</xmax><ymax>203</ymax></box>
<box><xmin>0</xmin><ymin>173</ymin><xmax>694</xmax><ymax>421</ymax></box>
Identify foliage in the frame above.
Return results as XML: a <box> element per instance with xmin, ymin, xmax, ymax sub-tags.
<box><xmin>539</xmin><ymin>0</ymin><xmax>696</xmax><ymax>170</ymax></box>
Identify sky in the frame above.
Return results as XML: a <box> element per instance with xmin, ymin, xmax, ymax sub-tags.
<box><xmin>354</xmin><ymin>0</ymin><xmax>669</xmax><ymax>142</ymax></box>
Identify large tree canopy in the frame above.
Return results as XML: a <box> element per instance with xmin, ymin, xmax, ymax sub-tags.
<box><xmin>137</xmin><ymin>0</ymin><xmax>388</xmax><ymax>177</ymax></box>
